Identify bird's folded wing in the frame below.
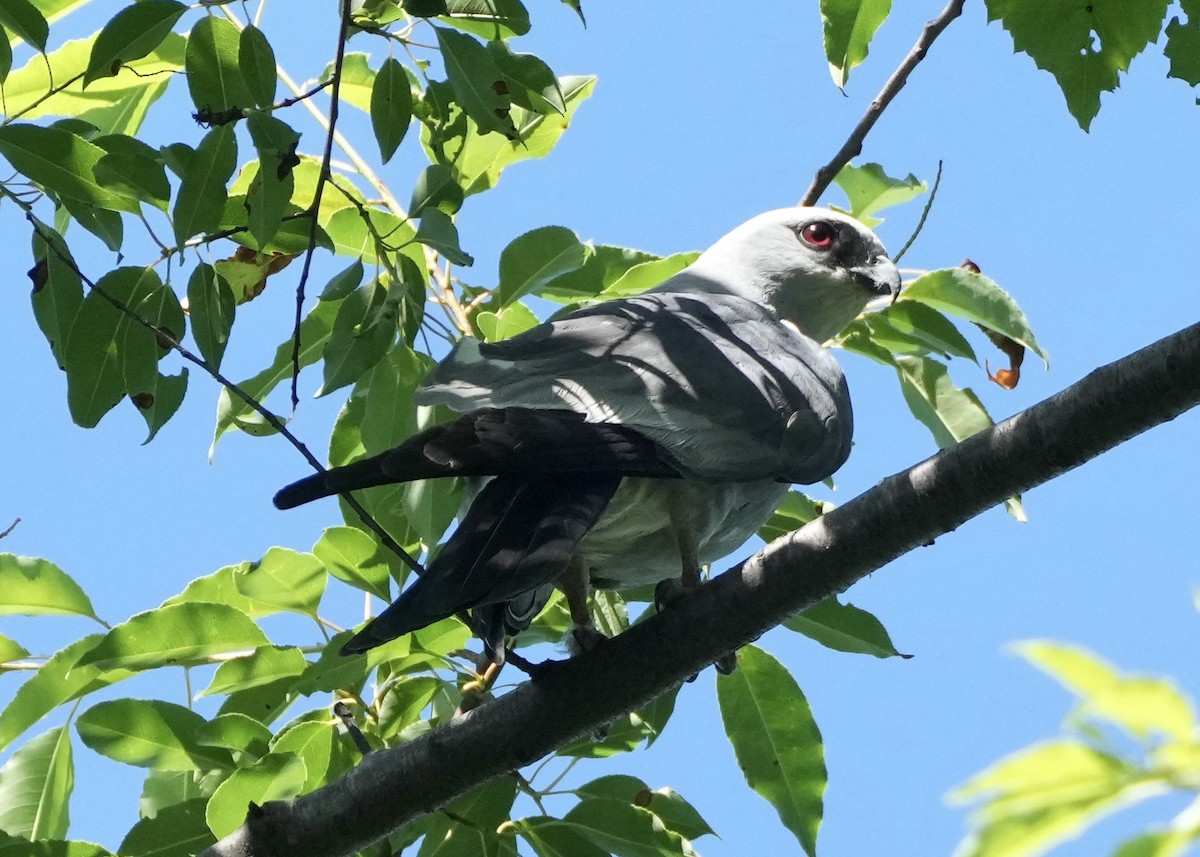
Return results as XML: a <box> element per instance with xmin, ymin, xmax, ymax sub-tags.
<box><xmin>273</xmin><ymin>407</ymin><xmax>679</xmax><ymax>509</ymax></box>
<box><xmin>419</xmin><ymin>293</ymin><xmax>853</xmax><ymax>484</ymax></box>
<box><xmin>339</xmin><ymin>473</ymin><xmax>619</xmax><ymax>654</ymax></box>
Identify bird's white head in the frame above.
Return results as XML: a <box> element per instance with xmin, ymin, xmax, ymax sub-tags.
<box><xmin>687</xmin><ymin>207</ymin><xmax>901</xmax><ymax>343</ymax></box>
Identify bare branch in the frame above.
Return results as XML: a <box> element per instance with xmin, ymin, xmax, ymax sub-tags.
<box><xmin>800</xmin><ymin>0</ymin><xmax>967</xmax><ymax>206</ymax></box>
<box><xmin>200</xmin><ymin>319</ymin><xmax>1200</xmax><ymax>857</ymax></box>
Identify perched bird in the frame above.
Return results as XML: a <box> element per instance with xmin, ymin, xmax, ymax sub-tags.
<box><xmin>275</xmin><ymin>207</ymin><xmax>901</xmax><ymax>663</ymax></box>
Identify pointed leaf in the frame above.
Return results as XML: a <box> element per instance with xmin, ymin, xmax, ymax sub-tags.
<box><xmin>0</xmin><ymin>727</ymin><xmax>72</xmax><ymax>840</ymax></box>
<box><xmin>0</xmin><ymin>0</ymin><xmax>47</xmax><ymax>51</ymax></box>
<box><xmin>184</xmin><ymin>15</ymin><xmax>254</xmax><ymax>113</ymax></box>
<box><xmin>497</xmin><ymin>225</ymin><xmax>588</xmax><ymax>306</ymax></box>
<box><xmin>239</xmin><ymin>24</ymin><xmax>277</xmax><ymax>108</ymax></box>
<box><xmin>895</xmin><ymin>355</ymin><xmax>993</xmax><ymax>449</ymax></box>
<box><xmin>77</xmin><ymin>699</ymin><xmax>232</xmax><ymax>770</ymax></box>
<box><xmin>718</xmin><ymin>645</ymin><xmax>825</xmax><ymax>857</ymax></box>
<box><xmin>434</xmin><ymin>27</ymin><xmax>517</xmax><ymax>139</ymax></box>
<box><xmin>0</xmin><ymin>554</ymin><xmax>97</xmax><ymax>620</ymax></box>
<box><xmin>84</xmin><ymin>0</ymin><xmax>186</xmax><ymax>86</ymax></box>
<box><xmin>205</xmin><ymin>752</ymin><xmax>308</xmax><ymax>837</ymax></box>
<box><xmin>236</xmin><ymin>548</ymin><xmax>326</xmax><ymax>617</ymax></box>
<box><xmin>785</xmin><ymin>597</ymin><xmax>906</xmax><ymax>658</ymax></box>
<box><xmin>174</xmin><ymin>124</ymin><xmax>237</xmax><ymax>244</ymax></box>
<box><xmin>75</xmin><ymin>602</ymin><xmax>270</xmax><ymax>672</ymax></box>
<box><xmin>821</xmin><ymin>0</ymin><xmax>892</xmax><ymax>87</ymax></box>
<box><xmin>187</xmin><ymin>263</ymin><xmax>236</xmax><ymax>371</ymax></box>
<box><xmin>119</xmin><ymin>797</ymin><xmax>216</xmax><ymax>857</ymax></box>
<box><xmin>371</xmin><ymin>57</ymin><xmax>413</xmax><ymax>163</ymax></box>
<box><xmin>416</xmin><ymin>207</ymin><xmax>474</xmax><ymax>265</ymax></box>
<box><xmin>832</xmin><ymin>161</ymin><xmax>925</xmax><ymax>227</ymax></box>
<box><xmin>0</xmin><ymin>124</ymin><xmax>142</xmax><ymax>212</ymax></box>
<box><xmin>199</xmin><ymin>646</ymin><xmax>309</xmax><ymax>698</ymax></box>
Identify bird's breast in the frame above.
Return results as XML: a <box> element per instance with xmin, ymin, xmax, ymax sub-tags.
<box><xmin>579</xmin><ymin>477</ymin><xmax>789</xmax><ymax>588</ymax></box>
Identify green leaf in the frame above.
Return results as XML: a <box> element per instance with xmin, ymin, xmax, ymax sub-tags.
<box><xmin>1016</xmin><ymin>641</ymin><xmax>1198</xmax><ymax>742</ymax></box>
<box><xmin>863</xmin><ymin>300</ymin><xmax>978</xmax><ymax>362</ymax></box>
<box><xmin>29</xmin><ymin>223</ymin><xmax>83</xmax><ymax>370</ymax></box>
<box><xmin>0</xmin><ymin>0</ymin><xmax>48</xmax><ymax>51</ymax></box>
<box><xmin>244</xmin><ymin>111</ymin><xmax>301</xmax><ymax>249</ymax></box>
<box><xmin>515</xmin><ymin>817</ymin><xmax>610</xmax><ymax>857</ymax></box>
<box><xmin>416</xmin><ymin>207</ymin><xmax>474</xmax><ymax>265</ymax></box>
<box><xmin>317</xmin><ymin>52</ymin><xmax>375</xmax><ymax>113</ymax></box>
<box><xmin>0</xmin><ymin>634</ymin><xmax>29</xmax><ymax>667</ymax></box>
<box><xmin>717</xmin><ymin>644</ymin><xmax>825</xmax><ymax>857</ymax></box>
<box><xmin>205</xmin><ymin>752</ymin><xmax>308</xmax><ymax>837</ymax></box>
<box><xmin>319</xmin><ymin>279</ymin><xmax>399</xmax><ymax>397</ymax></box>
<box><xmin>0</xmin><ymin>123</ymin><xmax>142</xmax><ymax>212</ymax></box>
<box><xmin>199</xmin><ymin>646</ymin><xmax>309</xmax><ymax>699</ymax></box>
<box><xmin>0</xmin><ymin>26</ymin><xmax>11</xmax><ymax>84</ymax></box>
<box><xmin>895</xmin><ymin>354</ymin><xmax>993</xmax><ymax>448</ymax></box>
<box><xmin>93</xmin><ymin>133</ymin><xmax>172</xmax><ymax>211</ymax></box>
<box><xmin>785</xmin><ymin>597</ymin><xmax>906</xmax><ymax>658</ymax></box>
<box><xmin>562</xmin><ymin>797</ymin><xmax>690</xmax><ymax>856</ymax></box>
<box><xmin>497</xmin><ymin>225</ymin><xmax>589</xmax><ymax>306</ymax></box>
<box><xmin>312</xmin><ymin>525</ymin><xmax>397</xmax><ymax>600</ymax></box>
<box><xmin>237</xmin><ymin>547</ymin><xmax>327</xmax><ymax>617</ymax></box>
<box><xmin>2</xmin><ymin>31</ymin><xmax>183</xmax><ymax>137</ymax></box>
<box><xmin>984</xmin><ymin>0</ymin><xmax>1171</xmax><ymax>129</ymax></box>
<box><xmin>187</xmin><ymin>263</ymin><xmax>236</xmax><ymax>371</ymax></box>
<box><xmin>0</xmin><ymin>554</ymin><xmax>97</xmax><ymax>620</ymax></box>
<box><xmin>84</xmin><ymin>0</ymin><xmax>186</xmax><ymax>86</ymax></box>
<box><xmin>75</xmin><ymin>602</ymin><xmax>270</xmax><ymax>672</ymax></box>
<box><xmin>537</xmin><ymin>243</ymin><xmax>660</xmax><ymax>304</ymax></box>
<box><xmin>477</xmin><ymin>302</ymin><xmax>539</xmax><ymax>342</ymax></box>
<box><xmin>434</xmin><ymin>27</ymin><xmax>517</xmax><ymax>139</ymax></box>
<box><xmin>239</xmin><ymin>25</ymin><xmax>277</xmax><ymax>108</ymax></box>
<box><xmin>0</xmin><ymin>636</ymin><xmax>136</xmax><ymax>752</ymax></box>
<box><xmin>271</xmin><ymin>720</ymin><xmax>340</xmax><ymax>792</ymax></box>
<box><xmin>832</xmin><ymin>162</ymin><xmax>925</xmax><ymax>228</ymax></box>
<box><xmin>821</xmin><ymin>0</ymin><xmax>892</xmax><ymax>88</ymax></box>
<box><xmin>77</xmin><ymin>699</ymin><xmax>232</xmax><ymax>770</ymax></box>
<box><xmin>489</xmin><ymin>41</ymin><xmax>566</xmax><ymax>114</ymax></box>
<box><xmin>210</xmin><ymin>296</ymin><xmax>343</xmax><ymax>453</ymax></box>
<box><xmin>1165</xmin><ymin>2</ymin><xmax>1200</xmax><ymax>86</ymax></box>
<box><xmin>173</xmin><ymin>124</ymin><xmax>237</xmax><ymax>244</ymax></box>
<box><xmin>951</xmin><ymin>740</ymin><xmax>1154</xmax><ymax>857</ymax></box>
<box><xmin>319</xmin><ymin>258</ymin><xmax>365</xmax><ymax>301</ymax></box>
<box><xmin>414</xmin><ymin>778</ymin><xmax>517</xmax><ymax>856</ymax></box>
<box><xmin>600</xmin><ymin>252</ymin><xmax>700</xmax><ymax>299</ymax></box>
<box><xmin>0</xmin><ymin>727</ymin><xmax>72</xmax><ymax>840</ymax></box>
<box><xmin>442</xmin><ymin>0</ymin><xmax>531</xmax><ymax>38</ymax></box>
<box><xmin>119</xmin><ymin>797</ymin><xmax>216</xmax><ymax>857</ymax></box>
<box><xmin>900</xmin><ymin>267</ymin><xmax>1047</xmax><ymax>364</ymax></box>
<box><xmin>408</xmin><ymin>164</ymin><xmax>464</xmax><ymax>216</ymax></box>
<box><xmin>448</xmin><ymin>74</ymin><xmax>595</xmax><ymax>197</ymax></box>
<box><xmin>195</xmin><ymin>712</ymin><xmax>272</xmax><ymax>758</ymax></box>
<box><xmin>574</xmin><ymin>775</ymin><xmax>715</xmax><ymax>841</ymax></box>
<box><xmin>371</xmin><ymin>57</ymin><xmax>413</xmax><ymax>163</ymax></box>
<box><xmin>184</xmin><ymin>14</ymin><xmax>254</xmax><ymax>114</ymax></box>
<box><xmin>756</xmin><ymin>491</ymin><xmax>825</xmax><ymax>543</ymax></box>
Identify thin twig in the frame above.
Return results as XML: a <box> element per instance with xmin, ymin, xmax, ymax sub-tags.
<box><xmin>23</xmin><ymin>214</ymin><xmax>425</xmax><ymax>576</ymax></box>
<box><xmin>800</xmin><ymin>0</ymin><xmax>967</xmax><ymax>206</ymax></box>
<box><xmin>0</xmin><ymin>518</ymin><xmax>19</xmax><ymax>539</ymax></box>
<box><xmin>287</xmin><ymin>0</ymin><xmax>356</xmax><ymax>413</ymax></box>
<box><xmin>893</xmin><ymin>159</ymin><xmax>943</xmax><ymax>264</ymax></box>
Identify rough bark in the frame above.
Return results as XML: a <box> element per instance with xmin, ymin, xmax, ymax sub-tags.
<box><xmin>201</xmin><ymin>320</ymin><xmax>1200</xmax><ymax>857</ymax></box>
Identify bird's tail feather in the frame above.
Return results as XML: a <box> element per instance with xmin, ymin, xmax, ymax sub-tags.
<box><xmin>339</xmin><ymin>473</ymin><xmax>619</xmax><ymax>655</ymax></box>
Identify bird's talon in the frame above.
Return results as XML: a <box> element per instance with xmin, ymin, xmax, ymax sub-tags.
<box><xmin>569</xmin><ymin>625</ymin><xmax>608</xmax><ymax>655</ymax></box>
<box><xmin>655</xmin><ymin>578</ymin><xmax>688</xmax><ymax>612</ymax></box>
<box><xmin>714</xmin><ymin>651</ymin><xmax>739</xmax><ymax>674</ymax></box>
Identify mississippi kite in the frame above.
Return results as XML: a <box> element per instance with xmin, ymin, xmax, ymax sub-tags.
<box><xmin>275</xmin><ymin>207</ymin><xmax>901</xmax><ymax>663</ymax></box>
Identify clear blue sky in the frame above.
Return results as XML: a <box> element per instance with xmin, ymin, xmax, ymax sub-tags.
<box><xmin>3</xmin><ymin>2</ymin><xmax>1200</xmax><ymax>855</ymax></box>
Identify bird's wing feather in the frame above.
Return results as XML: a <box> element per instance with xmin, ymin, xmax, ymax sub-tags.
<box><xmin>419</xmin><ymin>293</ymin><xmax>852</xmax><ymax>484</ymax></box>
<box><xmin>339</xmin><ymin>473</ymin><xmax>619</xmax><ymax>654</ymax></box>
<box><xmin>273</xmin><ymin>407</ymin><xmax>679</xmax><ymax>509</ymax></box>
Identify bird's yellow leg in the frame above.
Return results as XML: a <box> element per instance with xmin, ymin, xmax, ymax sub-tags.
<box><xmin>559</xmin><ymin>558</ymin><xmax>606</xmax><ymax>654</ymax></box>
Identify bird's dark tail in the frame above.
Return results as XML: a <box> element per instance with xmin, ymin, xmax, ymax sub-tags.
<box><xmin>339</xmin><ymin>473</ymin><xmax>619</xmax><ymax>655</ymax></box>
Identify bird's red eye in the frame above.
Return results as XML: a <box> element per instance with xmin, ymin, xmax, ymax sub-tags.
<box><xmin>799</xmin><ymin>221</ymin><xmax>835</xmax><ymax>250</ymax></box>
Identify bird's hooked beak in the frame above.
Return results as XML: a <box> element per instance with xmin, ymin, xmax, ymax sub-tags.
<box><xmin>851</xmin><ymin>255</ymin><xmax>902</xmax><ymax>304</ymax></box>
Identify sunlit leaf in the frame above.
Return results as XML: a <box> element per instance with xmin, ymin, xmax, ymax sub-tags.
<box><xmin>821</xmin><ymin>0</ymin><xmax>892</xmax><ymax>88</ymax></box>
<box><xmin>77</xmin><ymin>699</ymin><xmax>232</xmax><ymax>770</ymax></box>
<box><xmin>785</xmin><ymin>597</ymin><xmax>907</xmax><ymax>658</ymax></box>
<box><xmin>718</xmin><ymin>645</ymin><xmax>824</xmax><ymax>856</ymax></box>
<box><xmin>83</xmin><ymin>0</ymin><xmax>186</xmax><ymax>86</ymax></box>
<box><xmin>0</xmin><ymin>554</ymin><xmax>97</xmax><ymax>620</ymax></box>
<box><xmin>371</xmin><ymin>57</ymin><xmax>413</xmax><ymax>163</ymax></box>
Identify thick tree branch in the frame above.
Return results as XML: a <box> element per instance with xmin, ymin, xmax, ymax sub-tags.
<box><xmin>800</xmin><ymin>0</ymin><xmax>967</xmax><ymax>206</ymax></box>
<box><xmin>201</xmin><ymin>319</ymin><xmax>1200</xmax><ymax>857</ymax></box>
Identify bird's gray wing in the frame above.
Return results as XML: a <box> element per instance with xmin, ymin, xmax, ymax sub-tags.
<box><xmin>339</xmin><ymin>473</ymin><xmax>619</xmax><ymax>656</ymax></box>
<box><xmin>273</xmin><ymin>407</ymin><xmax>679</xmax><ymax>509</ymax></box>
<box><xmin>418</xmin><ymin>293</ymin><xmax>852</xmax><ymax>484</ymax></box>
